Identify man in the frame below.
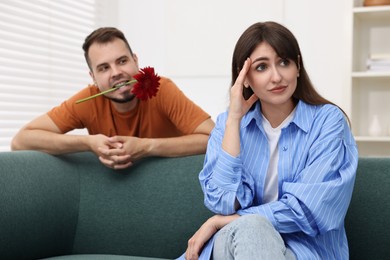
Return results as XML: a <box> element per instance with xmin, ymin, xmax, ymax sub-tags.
<box><xmin>11</xmin><ymin>27</ymin><xmax>214</xmax><ymax>169</ymax></box>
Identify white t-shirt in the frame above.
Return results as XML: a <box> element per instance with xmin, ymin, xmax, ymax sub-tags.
<box><xmin>262</xmin><ymin>109</ymin><xmax>296</xmax><ymax>203</ymax></box>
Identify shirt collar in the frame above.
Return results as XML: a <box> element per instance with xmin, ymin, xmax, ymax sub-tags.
<box><xmin>241</xmin><ymin>100</ymin><xmax>316</xmax><ymax>133</ymax></box>
<box><xmin>241</xmin><ymin>102</ymin><xmax>262</xmax><ymax>129</ymax></box>
<box><xmin>292</xmin><ymin>100</ymin><xmax>316</xmax><ymax>133</ymax></box>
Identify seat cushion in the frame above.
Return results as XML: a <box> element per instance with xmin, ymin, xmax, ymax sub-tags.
<box><xmin>44</xmin><ymin>254</ymin><xmax>169</xmax><ymax>260</ymax></box>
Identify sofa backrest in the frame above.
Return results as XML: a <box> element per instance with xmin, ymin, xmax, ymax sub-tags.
<box><xmin>1</xmin><ymin>151</ymin><xmax>80</xmax><ymax>259</ymax></box>
<box><xmin>69</xmin><ymin>152</ymin><xmax>212</xmax><ymax>258</ymax></box>
<box><xmin>0</xmin><ymin>151</ymin><xmax>212</xmax><ymax>259</ymax></box>
<box><xmin>345</xmin><ymin>157</ymin><xmax>390</xmax><ymax>260</ymax></box>
<box><xmin>1</xmin><ymin>151</ymin><xmax>389</xmax><ymax>259</ymax></box>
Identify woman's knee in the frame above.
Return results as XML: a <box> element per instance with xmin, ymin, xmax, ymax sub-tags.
<box><xmin>235</xmin><ymin>214</ymin><xmax>273</xmax><ymax>230</ymax></box>
<box><xmin>214</xmin><ymin>215</ymin><xmax>287</xmax><ymax>259</ymax></box>
<box><xmin>234</xmin><ymin>215</ymin><xmax>284</xmax><ymax>244</ymax></box>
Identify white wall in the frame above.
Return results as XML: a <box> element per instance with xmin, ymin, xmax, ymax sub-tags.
<box><xmin>283</xmin><ymin>0</ymin><xmax>352</xmax><ymax>115</ymax></box>
<box><xmin>116</xmin><ymin>0</ymin><xmax>350</xmax><ymax>120</ymax></box>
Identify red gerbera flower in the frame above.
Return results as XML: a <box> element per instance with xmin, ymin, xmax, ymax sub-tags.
<box><xmin>75</xmin><ymin>66</ymin><xmax>160</xmax><ymax>104</ymax></box>
<box><xmin>132</xmin><ymin>66</ymin><xmax>161</xmax><ymax>101</ymax></box>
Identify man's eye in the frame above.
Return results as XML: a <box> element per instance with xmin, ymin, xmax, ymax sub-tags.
<box><xmin>98</xmin><ymin>66</ymin><xmax>108</xmax><ymax>72</ymax></box>
<box><xmin>119</xmin><ymin>59</ymin><xmax>127</xmax><ymax>65</ymax></box>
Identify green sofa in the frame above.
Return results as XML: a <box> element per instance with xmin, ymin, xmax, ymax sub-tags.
<box><xmin>1</xmin><ymin>151</ymin><xmax>389</xmax><ymax>260</ymax></box>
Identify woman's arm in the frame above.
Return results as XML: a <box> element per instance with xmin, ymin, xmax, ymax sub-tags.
<box><xmin>185</xmin><ymin>214</ymin><xmax>240</xmax><ymax>260</ymax></box>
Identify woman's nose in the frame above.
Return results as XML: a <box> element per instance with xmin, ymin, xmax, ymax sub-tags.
<box><xmin>271</xmin><ymin>67</ymin><xmax>282</xmax><ymax>83</ymax></box>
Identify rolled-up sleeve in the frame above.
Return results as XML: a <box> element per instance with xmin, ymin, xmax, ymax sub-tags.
<box><xmin>199</xmin><ymin>113</ymin><xmax>255</xmax><ymax>215</ymax></box>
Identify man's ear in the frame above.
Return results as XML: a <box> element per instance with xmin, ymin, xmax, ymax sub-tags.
<box><xmin>133</xmin><ymin>53</ymin><xmax>139</xmax><ymax>68</ymax></box>
<box><xmin>89</xmin><ymin>71</ymin><xmax>96</xmax><ymax>84</ymax></box>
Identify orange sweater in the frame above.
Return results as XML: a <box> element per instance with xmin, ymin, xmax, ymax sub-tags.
<box><xmin>48</xmin><ymin>77</ymin><xmax>210</xmax><ymax>138</ymax></box>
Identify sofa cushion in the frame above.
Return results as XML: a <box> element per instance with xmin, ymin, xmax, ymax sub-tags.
<box><xmin>45</xmin><ymin>254</ymin><xmax>168</xmax><ymax>260</ymax></box>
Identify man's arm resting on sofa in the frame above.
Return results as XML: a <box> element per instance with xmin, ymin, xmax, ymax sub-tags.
<box><xmin>11</xmin><ymin>114</ymin><xmax>108</xmax><ymax>155</ymax></box>
<box><xmin>12</xmin><ymin>115</ymin><xmax>215</xmax><ymax>169</ymax></box>
<box><xmin>97</xmin><ymin>118</ymin><xmax>215</xmax><ymax>169</ymax></box>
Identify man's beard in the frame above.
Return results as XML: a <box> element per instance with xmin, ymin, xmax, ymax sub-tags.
<box><xmin>107</xmin><ymin>92</ymin><xmax>136</xmax><ymax>103</ymax></box>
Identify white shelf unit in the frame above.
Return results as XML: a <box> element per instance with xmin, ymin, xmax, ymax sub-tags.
<box><xmin>351</xmin><ymin>2</ymin><xmax>390</xmax><ymax>157</ymax></box>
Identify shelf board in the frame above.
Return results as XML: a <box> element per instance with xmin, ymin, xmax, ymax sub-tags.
<box><xmin>352</xmin><ymin>71</ymin><xmax>390</xmax><ymax>78</ymax></box>
<box><xmin>355</xmin><ymin>136</ymin><xmax>390</xmax><ymax>142</ymax></box>
<box><xmin>354</xmin><ymin>6</ymin><xmax>390</xmax><ymax>19</ymax></box>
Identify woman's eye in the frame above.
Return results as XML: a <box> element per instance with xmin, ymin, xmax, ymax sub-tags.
<box><xmin>255</xmin><ymin>63</ymin><xmax>267</xmax><ymax>71</ymax></box>
<box><xmin>280</xmin><ymin>59</ymin><xmax>290</xmax><ymax>66</ymax></box>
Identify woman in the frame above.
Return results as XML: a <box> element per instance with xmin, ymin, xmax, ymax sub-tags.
<box><xmin>184</xmin><ymin>21</ymin><xmax>358</xmax><ymax>260</ymax></box>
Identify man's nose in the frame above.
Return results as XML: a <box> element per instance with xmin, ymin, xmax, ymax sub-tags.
<box><xmin>111</xmin><ymin>65</ymin><xmax>122</xmax><ymax>78</ymax></box>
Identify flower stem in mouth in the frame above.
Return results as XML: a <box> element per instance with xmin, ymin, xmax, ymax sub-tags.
<box><xmin>75</xmin><ymin>79</ymin><xmax>137</xmax><ymax>104</ymax></box>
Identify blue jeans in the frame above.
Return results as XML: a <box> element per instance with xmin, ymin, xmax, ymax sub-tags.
<box><xmin>212</xmin><ymin>215</ymin><xmax>296</xmax><ymax>260</ymax></box>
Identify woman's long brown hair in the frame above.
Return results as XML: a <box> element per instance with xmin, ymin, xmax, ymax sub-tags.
<box><xmin>231</xmin><ymin>21</ymin><xmax>350</xmax><ymax>125</ymax></box>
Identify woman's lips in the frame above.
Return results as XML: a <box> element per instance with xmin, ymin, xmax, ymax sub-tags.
<box><xmin>269</xmin><ymin>86</ymin><xmax>287</xmax><ymax>93</ymax></box>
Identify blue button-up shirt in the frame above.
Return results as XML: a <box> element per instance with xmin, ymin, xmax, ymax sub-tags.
<box><xmin>198</xmin><ymin>100</ymin><xmax>358</xmax><ymax>259</ymax></box>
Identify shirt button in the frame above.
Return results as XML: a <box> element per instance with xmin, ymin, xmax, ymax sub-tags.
<box><xmin>232</xmin><ymin>177</ymin><xmax>238</xmax><ymax>183</ymax></box>
<box><xmin>282</xmin><ymin>146</ymin><xmax>288</xmax><ymax>151</ymax></box>
<box><xmin>233</xmin><ymin>167</ymin><xmax>239</xmax><ymax>172</ymax></box>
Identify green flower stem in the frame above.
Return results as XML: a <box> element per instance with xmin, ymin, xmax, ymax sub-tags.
<box><xmin>75</xmin><ymin>80</ymin><xmax>137</xmax><ymax>104</ymax></box>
